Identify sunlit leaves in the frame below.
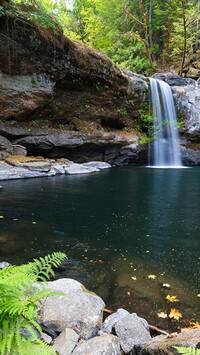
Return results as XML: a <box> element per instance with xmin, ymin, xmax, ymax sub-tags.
<box><xmin>166</xmin><ymin>295</ymin><xmax>179</xmax><ymax>302</ymax></box>
<box><xmin>169</xmin><ymin>309</ymin><xmax>182</xmax><ymax>320</ymax></box>
<box><xmin>157</xmin><ymin>311</ymin><xmax>168</xmax><ymax>319</ymax></box>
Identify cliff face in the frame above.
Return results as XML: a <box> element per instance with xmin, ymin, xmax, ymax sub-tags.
<box><xmin>0</xmin><ymin>14</ymin><xmax>147</xmax><ymax>129</ymax></box>
<box><xmin>0</xmin><ymin>13</ymin><xmax>149</xmax><ymax>164</ymax></box>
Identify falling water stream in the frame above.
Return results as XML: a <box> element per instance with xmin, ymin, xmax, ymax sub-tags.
<box><xmin>148</xmin><ymin>78</ymin><xmax>182</xmax><ymax>167</ymax></box>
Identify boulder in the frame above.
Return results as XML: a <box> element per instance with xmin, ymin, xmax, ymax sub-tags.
<box><xmin>40</xmin><ymin>278</ymin><xmax>105</xmax><ymax>340</ymax></box>
<box><xmin>102</xmin><ymin>308</ymin><xmax>130</xmax><ymax>333</ymax></box>
<box><xmin>72</xmin><ymin>334</ymin><xmax>121</xmax><ymax>355</ymax></box>
<box><xmin>52</xmin><ymin>328</ymin><xmax>79</xmax><ymax>355</ymax></box>
<box><xmin>114</xmin><ymin>313</ymin><xmax>151</xmax><ymax>354</ymax></box>
<box><xmin>134</xmin><ymin>329</ymin><xmax>200</xmax><ymax>354</ymax></box>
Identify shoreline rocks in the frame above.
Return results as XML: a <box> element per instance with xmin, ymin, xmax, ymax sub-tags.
<box><xmin>37</xmin><ymin>278</ymin><xmax>200</xmax><ymax>354</ymax></box>
<box><xmin>0</xmin><ymin>156</ymin><xmax>111</xmax><ymax>181</ymax></box>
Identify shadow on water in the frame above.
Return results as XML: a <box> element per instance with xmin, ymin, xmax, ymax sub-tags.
<box><xmin>0</xmin><ymin>167</ymin><xmax>200</xmax><ymax>330</ymax></box>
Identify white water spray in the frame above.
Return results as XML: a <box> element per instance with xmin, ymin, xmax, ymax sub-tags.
<box><xmin>148</xmin><ymin>77</ymin><xmax>182</xmax><ymax>167</ymax></box>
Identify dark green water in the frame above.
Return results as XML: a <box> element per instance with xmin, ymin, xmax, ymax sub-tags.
<box><xmin>1</xmin><ymin>167</ymin><xmax>200</xmax><ymax>330</ymax></box>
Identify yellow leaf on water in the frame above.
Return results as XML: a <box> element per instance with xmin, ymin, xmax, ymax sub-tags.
<box><xmin>148</xmin><ymin>275</ymin><xmax>156</xmax><ymax>279</ymax></box>
<box><xmin>169</xmin><ymin>309</ymin><xmax>182</xmax><ymax>320</ymax></box>
<box><xmin>166</xmin><ymin>295</ymin><xmax>179</xmax><ymax>302</ymax></box>
<box><xmin>157</xmin><ymin>312</ymin><xmax>168</xmax><ymax>319</ymax></box>
<box><xmin>127</xmin><ymin>292</ymin><xmax>131</xmax><ymax>295</ymax></box>
<box><xmin>0</xmin><ymin>216</ymin><xmax>4</xmax><ymax>219</ymax></box>
<box><xmin>197</xmin><ymin>294</ymin><xmax>200</xmax><ymax>297</ymax></box>
<box><xmin>32</xmin><ymin>222</ymin><xmax>36</xmax><ymax>224</ymax></box>
<box><xmin>189</xmin><ymin>321</ymin><xmax>200</xmax><ymax>329</ymax></box>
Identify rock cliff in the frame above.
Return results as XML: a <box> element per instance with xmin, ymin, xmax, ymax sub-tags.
<box><xmin>0</xmin><ymin>12</ymin><xmax>148</xmax><ymax>163</ymax></box>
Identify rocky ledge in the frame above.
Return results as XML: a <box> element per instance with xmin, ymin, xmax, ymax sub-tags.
<box><xmin>22</xmin><ymin>278</ymin><xmax>200</xmax><ymax>354</ymax></box>
<box><xmin>0</xmin><ymin>155</ymin><xmax>112</xmax><ymax>181</ymax></box>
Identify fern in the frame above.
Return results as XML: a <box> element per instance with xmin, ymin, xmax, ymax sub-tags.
<box><xmin>174</xmin><ymin>347</ymin><xmax>200</xmax><ymax>354</ymax></box>
<box><xmin>0</xmin><ymin>252</ymin><xmax>67</xmax><ymax>355</ymax></box>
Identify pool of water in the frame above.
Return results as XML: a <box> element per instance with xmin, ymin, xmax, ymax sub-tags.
<box><xmin>1</xmin><ymin>167</ymin><xmax>200</xmax><ymax>331</ymax></box>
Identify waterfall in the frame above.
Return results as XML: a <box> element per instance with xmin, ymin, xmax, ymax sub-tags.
<box><xmin>148</xmin><ymin>77</ymin><xmax>182</xmax><ymax>167</ymax></box>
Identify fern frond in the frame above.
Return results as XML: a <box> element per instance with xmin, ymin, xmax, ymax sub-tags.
<box><xmin>0</xmin><ymin>252</ymin><xmax>67</xmax><ymax>354</ymax></box>
<box><xmin>174</xmin><ymin>347</ymin><xmax>200</xmax><ymax>354</ymax></box>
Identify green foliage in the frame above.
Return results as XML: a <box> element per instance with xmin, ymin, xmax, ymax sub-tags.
<box><xmin>174</xmin><ymin>347</ymin><xmax>200</xmax><ymax>354</ymax></box>
<box><xmin>118</xmin><ymin>107</ymin><xmax>127</xmax><ymax>117</ymax></box>
<box><xmin>177</xmin><ymin>120</ymin><xmax>186</xmax><ymax>129</ymax></box>
<box><xmin>2</xmin><ymin>0</ymin><xmax>61</xmax><ymax>30</ymax></box>
<box><xmin>0</xmin><ymin>252</ymin><xmax>67</xmax><ymax>355</ymax></box>
<box><xmin>2</xmin><ymin>0</ymin><xmax>199</xmax><ymax>74</ymax></box>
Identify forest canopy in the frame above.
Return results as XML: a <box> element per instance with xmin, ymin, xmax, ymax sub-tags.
<box><xmin>1</xmin><ymin>0</ymin><xmax>200</xmax><ymax>75</ymax></box>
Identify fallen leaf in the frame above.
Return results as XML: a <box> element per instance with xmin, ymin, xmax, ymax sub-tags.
<box><xmin>197</xmin><ymin>294</ymin><xmax>200</xmax><ymax>297</ymax></box>
<box><xmin>131</xmin><ymin>276</ymin><xmax>137</xmax><ymax>281</ymax></box>
<box><xmin>166</xmin><ymin>295</ymin><xmax>179</xmax><ymax>302</ymax></box>
<box><xmin>148</xmin><ymin>275</ymin><xmax>156</xmax><ymax>279</ymax></box>
<box><xmin>162</xmin><ymin>283</ymin><xmax>171</xmax><ymax>289</ymax></box>
<box><xmin>169</xmin><ymin>309</ymin><xmax>182</xmax><ymax>320</ymax></box>
<box><xmin>32</xmin><ymin>222</ymin><xmax>36</xmax><ymax>224</ymax></box>
<box><xmin>93</xmin><ymin>260</ymin><xmax>103</xmax><ymax>263</ymax></box>
<box><xmin>157</xmin><ymin>312</ymin><xmax>168</xmax><ymax>319</ymax></box>
<box><xmin>0</xmin><ymin>216</ymin><xmax>4</xmax><ymax>219</ymax></box>
<box><xmin>127</xmin><ymin>292</ymin><xmax>131</xmax><ymax>295</ymax></box>
<box><xmin>189</xmin><ymin>321</ymin><xmax>200</xmax><ymax>329</ymax></box>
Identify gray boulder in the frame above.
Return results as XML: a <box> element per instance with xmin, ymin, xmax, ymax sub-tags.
<box><xmin>72</xmin><ymin>334</ymin><xmax>121</xmax><ymax>355</ymax></box>
<box><xmin>134</xmin><ymin>328</ymin><xmax>200</xmax><ymax>354</ymax></box>
<box><xmin>52</xmin><ymin>328</ymin><xmax>79</xmax><ymax>355</ymax></box>
<box><xmin>114</xmin><ymin>313</ymin><xmax>151</xmax><ymax>354</ymax></box>
<box><xmin>40</xmin><ymin>278</ymin><xmax>105</xmax><ymax>340</ymax></box>
<box><xmin>102</xmin><ymin>308</ymin><xmax>130</xmax><ymax>333</ymax></box>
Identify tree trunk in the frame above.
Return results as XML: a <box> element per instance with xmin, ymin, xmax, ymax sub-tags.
<box><xmin>179</xmin><ymin>0</ymin><xmax>187</xmax><ymax>77</ymax></box>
